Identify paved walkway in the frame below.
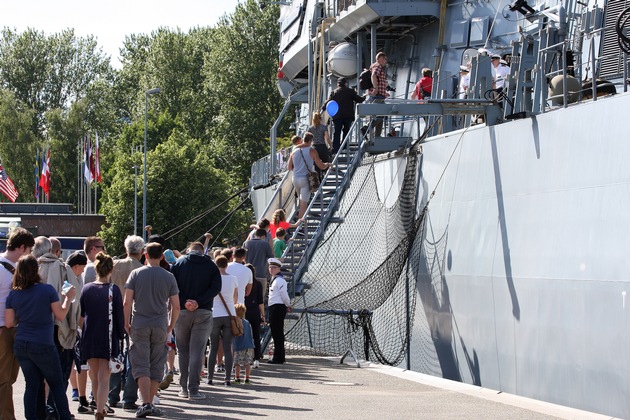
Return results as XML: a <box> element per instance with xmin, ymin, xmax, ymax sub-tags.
<box><xmin>12</xmin><ymin>356</ymin><xmax>616</xmax><ymax>419</ymax></box>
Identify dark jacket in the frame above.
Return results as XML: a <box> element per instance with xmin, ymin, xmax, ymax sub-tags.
<box><xmin>171</xmin><ymin>251</ymin><xmax>222</xmax><ymax>311</ymax></box>
<box><xmin>326</xmin><ymin>86</ymin><xmax>365</xmax><ymax>120</ymax></box>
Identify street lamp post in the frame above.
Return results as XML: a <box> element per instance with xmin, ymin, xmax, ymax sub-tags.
<box><xmin>133</xmin><ymin>164</ymin><xmax>138</xmax><ymax>236</ymax></box>
<box><xmin>143</xmin><ymin>87</ymin><xmax>161</xmax><ymax>241</ymax></box>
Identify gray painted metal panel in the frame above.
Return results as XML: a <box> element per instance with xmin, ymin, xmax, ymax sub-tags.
<box><xmin>407</xmin><ymin>92</ymin><xmax>630</xmax><ymax>418</ymax></box>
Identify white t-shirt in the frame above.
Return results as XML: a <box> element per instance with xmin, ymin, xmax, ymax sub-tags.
<box><xmin>0</xmin><ymin>255</ymin><xmax>16</xmax><ymax>327</ymax></box>
<box><xmin>213</xmin><ymin>274</ymin><xmax>237</xmax><ymax>318</ymax></box>
<box><xmin>227</xmin><ymin>262</ymin><xmax>253</xmax><ymax>305</ymax></box>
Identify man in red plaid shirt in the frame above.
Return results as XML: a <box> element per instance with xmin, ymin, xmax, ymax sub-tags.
<box><xmin>367</xmin><ymin>52</ymin><xmax>389</xmax><ymax>136</ymax></box>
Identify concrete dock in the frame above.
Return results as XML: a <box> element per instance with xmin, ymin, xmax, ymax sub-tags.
<box><xmin>11</xmin><ymin>356</ymin><xmax>617</xmax><ymax>419</ymax></box>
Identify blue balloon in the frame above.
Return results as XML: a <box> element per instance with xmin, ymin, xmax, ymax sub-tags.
<box><xmin>326</xmin><ymin>100</ymin><xmax>339</xmax><ymax>117</ymax></box>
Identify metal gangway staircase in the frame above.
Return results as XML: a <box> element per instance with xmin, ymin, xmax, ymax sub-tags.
<box><xmin>281</xmin><ymin>120</ymin><xmax>365</xmax><ymax>298</ymax></box>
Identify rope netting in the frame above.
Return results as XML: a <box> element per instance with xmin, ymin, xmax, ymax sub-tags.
<box><xmin>283</xmin><ymin>150</ymin><xmax>427</xmax><ymax>365</ymax></box>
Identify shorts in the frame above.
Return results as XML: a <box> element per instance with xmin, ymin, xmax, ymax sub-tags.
<box><xmin>234</xmin><ymin>349</ymin><xmax>254</xmax><ymax>366</ymax></box>
<box><xmin>293</xmin><ymin>176</ymin><xmax>310</xmax><ymax>202</ymax></box>
<box><xmin>129</xmin><ymin>326</ymin><xmax>168</xmax><ymax>382</ymax></box>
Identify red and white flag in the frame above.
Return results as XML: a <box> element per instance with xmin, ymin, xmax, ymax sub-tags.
<box><xmin>84</xmin><ymin>135</ymin><xmax>93</xmax><ymax>185</ymax></box>
<box><xmin>39</xmin><ymin>147</ymin><xmax>50</xmax><ymax>198</ymax></box>
<box><xmin>0</xmin><ymin>160</ymin><xmax>19</xmax><ymax>202</ymax></box>
<box><xmin>94</xmin><ymin>133</ymin><xmax>102</xmax><ymax>183</ymax></box>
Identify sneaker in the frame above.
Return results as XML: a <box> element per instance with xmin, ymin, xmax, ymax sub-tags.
<box><xmin>150</xmin><ymin>404</ymin><xmax>164</xmax><ymax>417</ymax></box>
<box><xmin>205</xmin><ymin>379</ymin><xmax>213</xmax><ymax>385</ymax></box>
<box><xmin>244</xmin><ymin>378</ymin><xmax>250</xmax><ymax>384</ymax></box>
<box><xmin>189</xmin><ymin>392</ymin><xmax>205</xmax><ymax>400</ymax></box>
<box><xmin>177</xmin><ymin>388</ymin><xmax>189</xmax><ymax>398</ymax></box>
<box><xmin>77</xmin><ymin>405</ymin><xmax>91</xmax><ymax>414</ymax></box>
<box><xmin>253</xmin><ymin>360</ymin><xmax>259</xmax><ymax>369</ymax></box>
<box><xmin>214</xmin><ymin>364</ymin><xmax>220</xmax><ymax>373</ymax></box>
<box><xmin>218</xmin><ymin>364</ymin><xmax>225</xmax><ymax>372</ymax></box>
<box><xmin>233</xmin><ymin>378</ymin><xmax>241</xmax><ymax>384</ymax></box>
<box><xmin>158</xmin><ymin>371</ymin><xmax>173</xmax><ymax>390</ymax></box>
<box><xmin>224</xmin><ymin>381</ymin><xmax>231</xmax><ymax>386</ymax></box>
<box><xmin>105</xmin><ymin>404</ymin><xmax>115</xmax><ymax>414</ymax></box>
<box><xmin>71</xmin><ymin>389</ymin><xmax>79</xmax><ymax>402</ymax></box>
<box><xmin>89</xmin><ymin>400</ymin><xmax>97</xmax><ymax>409</ymax></box>
<box><xmin>135</xmin><ymin>403</ymin><xmax>152</xmax><ymax>418</ymax></box>
<box><xmin>152</xmin><ymin>395</ymin><xmax>160</xmax><ymax>405</ymax></box>
<box><xmin>123</xmin><ymin>403</ymin><xmax>139</xmax><ymax>410</ymax></box>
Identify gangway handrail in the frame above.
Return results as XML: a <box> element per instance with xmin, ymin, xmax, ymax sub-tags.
<box><xmin>283</xmin><ymin>118</ymin><xmax>366</xmax><ymax>296</ymax></box>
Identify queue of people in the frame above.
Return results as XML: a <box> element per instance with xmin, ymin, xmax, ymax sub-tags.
<box><xmin>0</xmin><ymin>225</ymin><xmax>293</xmax><ymax>419</ymax></box>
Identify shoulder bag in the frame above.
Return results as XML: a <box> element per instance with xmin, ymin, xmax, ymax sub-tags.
<box><xmin>298</xmin><ymin>148</ymin><xmax>320</xmax><ymax>192</ymax></box>
<box><xmin>219</xmin><ymin>293</ymin><xmax>244</xmax><ymax>337</ymax></box>
<box><xmin>108</xmin><ymin>284</ymin><xmax>124</xmax><ymax>373</ymax></box>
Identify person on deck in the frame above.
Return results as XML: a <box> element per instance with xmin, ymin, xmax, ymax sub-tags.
<box><xmin>366</xmin><ymin>52</ymin><xmax>390</xmax><ymax>136</ymax></box>
<box><xmin>323</xmin><ymin>77</ymin><xmax>365</xmax><ymax>154</ymax></box>
<box><xmin>411</xmin><ymin>68</ymin><xmax>433</xmax><ymax>100</ymax></box>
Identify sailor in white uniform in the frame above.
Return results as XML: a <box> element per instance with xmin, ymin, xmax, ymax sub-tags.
<box><xmin>267</xmin><ymin>258</ymin><xmax>290</xmax><ymax>364</ymax></box>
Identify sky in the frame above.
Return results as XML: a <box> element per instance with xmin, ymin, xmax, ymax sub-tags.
<box><xmin>0</xmin><ymin>0</ymin><xmax>242</xmax><ymax>68</ymax></box>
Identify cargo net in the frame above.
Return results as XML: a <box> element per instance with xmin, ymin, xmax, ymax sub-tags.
<box><xmin>284</xmin><ymin>150</ymin><xmax>425</xmax><ymax>365</ymax></box>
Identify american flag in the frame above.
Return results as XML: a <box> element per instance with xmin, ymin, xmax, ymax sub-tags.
<box><xmin>0</xmin><ymin>161</ymin><xmax>19</xmax><ymax>202</ymax></box>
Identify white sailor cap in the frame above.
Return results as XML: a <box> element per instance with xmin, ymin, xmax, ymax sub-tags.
<box><xmin>268</xmin><ymin>258</ymin><xmax>282</xmax><ymax>267</ymax></box>
<box><xmin>500</xmin><ymin>59</ymin><xmax>508</xmax><ymax>65</ymax></box>
<box><xmin>459</xmin><ymin>65</ymin><xmax>470</xmax><ymax>73</ymax></box>
<box><xmin>490</xmin><ymin>53</ymin><xmax>501</xmax><ymax>59</ymax></box>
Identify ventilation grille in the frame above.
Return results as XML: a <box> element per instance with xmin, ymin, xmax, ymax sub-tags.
<box><xmin>600</xmin><ymin>0</ymin><xmax>630</xmax><ymax>79</ymax></box>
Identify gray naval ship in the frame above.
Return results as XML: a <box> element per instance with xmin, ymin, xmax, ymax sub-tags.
<box><xmin>250</xmin><ymin>0</ymin><xmax>630</xmax><ymax>418</ymax></box>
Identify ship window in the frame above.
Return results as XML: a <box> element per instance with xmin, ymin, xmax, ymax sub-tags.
<box><xmin>469</xmin><ymin>17</ymin><xmax>490</xmax><ymax>46</ymax></box>
<box><xmin>450</xmin><ymin>20</ymin><xmax>470</xmax><ymax>48</ymax></box>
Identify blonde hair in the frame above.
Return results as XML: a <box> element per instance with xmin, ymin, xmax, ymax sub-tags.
<box><xmin>312</xmin><ymin>112</ymin><xmax>322</xmax><ymax>126</ymax></box>
<box><xmin>235</xmin><ymin>303</ymin><xmax>246</xmax><ymax>319</ymax></box>
<box><xmin>272</xmin><ymin>209</ymin><xmax>286</xmax><ymax>225</ymax></box>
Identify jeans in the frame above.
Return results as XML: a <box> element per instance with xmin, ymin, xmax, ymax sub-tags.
<box><xmin>14</xmin><ymin>339</ymin><xmax>72</xmax><ymax>420</ymax></box>
<box><xmin>269</xmin><ymin>304</ymin><xmax>287</xmax><ymax>363</ymax></box>
<box><xmin>175</xmin><ymin>309</ymin><xmax>213</xmax><ymax>393</ymax></box>
<box><xmin>368</xmin><ymin>95</ymin><xmax>386</xmax><ymax>136</ymax></box>
<box><xmin>122</xmin><ymin>350</ymin><xmax>138</xmax><ymax>405</ymax></box>
<box><xmin>109</xmin><ymin>338</ymin><xmax>131</xmax><ymax>404</ymax></box>
<box><xmin>245</xmin><ymin>312</ymin><xmax>262</xmax><ymax>360</ymax></box>
<box><xmin>46</xmin><ymin>345</ymin><xmax>73</xmax><ymax>417</ymax></box>
<box><xmin>332</xmin><ymin>118</ymin><xmax>354</xmax><ymax>154</ymax></box>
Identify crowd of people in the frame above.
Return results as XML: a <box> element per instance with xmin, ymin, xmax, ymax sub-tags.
<box><xmin>0</xmin><ymin>226</ymin><xmax>292</xmax><ymax>419</ymax></box>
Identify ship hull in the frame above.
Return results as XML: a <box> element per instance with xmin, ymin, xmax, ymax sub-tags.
<box><xmin>409</xmin><ymin>92</ymin><xmax>630</xmax><ymax>418</ymax></box>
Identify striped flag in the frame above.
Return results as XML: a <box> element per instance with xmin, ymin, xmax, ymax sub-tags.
<box><xmin>40</xmin><ymin>147</ymin><xmax>50</xmax><ymax>199</ymax></box>
<box><xmin>84</xmin><ymin>135</ymin><xmax>93</xmax><ymax>185</ymax></box>
<box><xmin>0</xmin><ymin>160</ymin><xmax>19</xmax><ymax>202</ymax></box>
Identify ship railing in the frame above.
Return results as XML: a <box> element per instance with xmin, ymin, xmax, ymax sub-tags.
<box><xmin>537</xmin><ymin>28</ymin><xmax>626</xmax><ymax>113</ymax></box>
<box><xmin>282</xmin><ymin>118</ymin><xmax>365</xmax><ymax>298</ymax></box>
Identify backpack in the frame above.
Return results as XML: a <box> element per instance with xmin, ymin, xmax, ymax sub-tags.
<box><xmin>359</xmin><ymin>68</ymin><xmax>373</xmax><ymax>90</ymax></box>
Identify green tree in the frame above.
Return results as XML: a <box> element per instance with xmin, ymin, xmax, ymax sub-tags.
<box><xmin>100</xmin><ymin>121</ymin><xmax>248</xmax><ymax>254</ymax></box>
<box><xmin>203</xmin><ymin>0</ymin><xmax>285</xmax><ymax>182</ymax></box>
<box><xmin>0</xmin><ymin>27</ymin><xmax>113</xmax><ymax>133</ymax></box>
<box><xmin>0</xmin><ymin>89</ymin><xmax>37</xmax><ymax>201</ymax></box>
